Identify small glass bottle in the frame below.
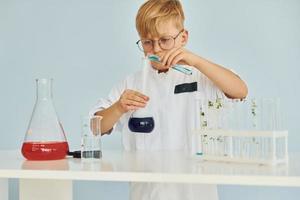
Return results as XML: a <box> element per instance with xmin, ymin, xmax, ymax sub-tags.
<box><xmin>21</xmin><ymin>78</ymin><xmax>69</xmax><ymax>160</ymax></box>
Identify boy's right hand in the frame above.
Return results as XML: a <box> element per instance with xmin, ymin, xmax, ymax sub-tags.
<box><xmin>116</xmin><ymin>89</ymin><xmax>149</xmax><ymax>113</ymax></box>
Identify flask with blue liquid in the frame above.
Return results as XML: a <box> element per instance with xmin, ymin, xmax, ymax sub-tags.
<box><xmin>128</xmin><ymin>57</ymin><xmax>155</xmax><ymax>133</ymax></box>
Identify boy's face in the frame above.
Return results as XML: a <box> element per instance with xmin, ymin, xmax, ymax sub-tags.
<box><xmin>140</xmin><ymin>21</ymin><xmax>188</xmax><ymax>71</ymax></box>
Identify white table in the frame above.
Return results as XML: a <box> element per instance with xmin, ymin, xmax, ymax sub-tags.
<box><xmin>0</xmin><ymin>150</ymin><xmax>300</xmax><ymax>200</ymax></box>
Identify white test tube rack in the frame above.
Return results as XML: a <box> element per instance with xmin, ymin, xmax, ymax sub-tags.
<box><xmin>194</xmin><ymin>129</ymin><xmax>288</xmax><ymax>165</ymax></box>
<box><xmin>193</xmin><ymin>95</ymin><xmax>288</xmax><ymax>165</ymax></box>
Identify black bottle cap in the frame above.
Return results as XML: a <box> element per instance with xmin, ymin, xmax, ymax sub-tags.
<box><xmin>67</xmin><ymin>150</ymin><xmax>102</xmax><ymax>159</ymax></box>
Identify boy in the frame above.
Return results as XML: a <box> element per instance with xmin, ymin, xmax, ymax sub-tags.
<box><xmin>90</xmin><ymin>0</ymin><xmax>248</xmax><ymax>199</ymax></box>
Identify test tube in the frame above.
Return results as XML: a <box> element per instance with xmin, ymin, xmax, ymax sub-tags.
<box><xmin>254</xmin><ymin>137</ymin><xmax>260</xmax><ymax>159</ymax></box>
<box><xmin>265</xmin><ymin>137</ymin><xmax>269</xmax><ymax>160</ymax></box>
<box><xmin>234</xmin><ymin>137</ymin><xmax>240</xmax><ymax>158</ymax></box>
<box><xmin>202</xmin><ymin>135</ymin><xmax>207</xmax><ymax>154</ymax></box>
<box><xmin>210</xmin><ymin>136</ymin><xmax>215</xmax><ymax>156</ymax></box>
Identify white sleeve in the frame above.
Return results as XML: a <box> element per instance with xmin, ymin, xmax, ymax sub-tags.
<box><xmin>197</xmin><ymin>67</ymin><xmax>240</xmax><ymax>99</ymax></box>
<box><xmin>196</xmin><ymin>72</ymin><xmax>222</xmax><ymax>99</ymax></box>
<box><xmin>89</xmin><ymin>79</ymin><xmax>127</xmax><ymax>133</ymax></box>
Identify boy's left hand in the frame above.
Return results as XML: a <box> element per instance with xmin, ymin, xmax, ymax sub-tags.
<box><xmin>157</xmin><ymin>47</ymin><xmax>198</xmax><ymax>69</ymax></box>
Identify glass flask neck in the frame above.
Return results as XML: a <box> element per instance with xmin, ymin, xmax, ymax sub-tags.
<box><xmin>36</xmin><ymin>78</ymin><xmax>53</xmax><ymax>100</ymax></box>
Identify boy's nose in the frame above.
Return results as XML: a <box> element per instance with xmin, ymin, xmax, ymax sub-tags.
<box><xmin>152</xmin><ymin>40</ymin><xmax>162</xmax><ymax>53</ymax></box>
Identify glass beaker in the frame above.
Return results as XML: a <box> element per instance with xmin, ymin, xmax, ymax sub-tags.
<box><xmin>21</xmin><ymin>78</ymin><xmax>69</xmax><ymax>160</ymax></box>
<box><xmin>81</xmin><ymin>115</ymin><xmax>102</xmax><ymax>159</ymax></box>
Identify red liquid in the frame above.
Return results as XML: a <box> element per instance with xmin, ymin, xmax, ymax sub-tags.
<box><xmin>21</xmin><ymin>141</ymin><xmax>69</xmax><ymax>160</ymax></box>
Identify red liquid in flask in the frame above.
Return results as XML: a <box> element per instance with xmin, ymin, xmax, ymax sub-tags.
<box><xmin>21</xmin><ymin>141</ymin><xmax>69</xmax><ymax>160</ymax></box>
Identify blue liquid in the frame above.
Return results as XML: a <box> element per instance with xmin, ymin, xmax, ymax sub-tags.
<box><xmin>128</xmin><ymin>117</ymin><xmax>155</xmax><ymax>133</ymax></box>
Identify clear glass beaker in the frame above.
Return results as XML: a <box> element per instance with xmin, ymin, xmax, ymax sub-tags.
<box><xmin>81</xmin><ymin>115</ymin><xmax>102</xmax><ymax>159</ymax></box>
<box><xmin>21</xmin><ymin>78</ymin><xmax>69</xmax><ymax>160</ymax></box>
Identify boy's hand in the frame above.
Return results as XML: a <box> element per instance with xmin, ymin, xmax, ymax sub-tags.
<box><xmin>117</xmin><ymin>89</ymin><xmax>149</xmax><ymax>113</ymax></box>
<box><xmin>156</xmin><ymin>47</ymin><xmax>198</xmax><ymax>69</ymax></box>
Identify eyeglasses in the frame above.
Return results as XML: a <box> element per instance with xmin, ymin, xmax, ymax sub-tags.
<box><xmin>136</xmin><ymin>29</ymin><xmax>184</xmax><ymax>52</ymax></box>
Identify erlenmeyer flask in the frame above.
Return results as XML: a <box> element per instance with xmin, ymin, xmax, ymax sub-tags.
<box><xmin>129</xmin><ymin>57</ymin><xmax>155</xmax><ymax>133</ymax></box>
<box><xmin>21</xmin><ymin>78</ymin><xmax>69</xmax><ymax>160</ymax></box>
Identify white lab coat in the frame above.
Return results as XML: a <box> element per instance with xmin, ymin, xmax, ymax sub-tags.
<box><xmin>90</xmin><ymin>63</ymin><xmax>225</xmax><ymax>200</ymax></box>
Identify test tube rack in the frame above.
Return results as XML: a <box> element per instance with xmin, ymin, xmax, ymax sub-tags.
<box><xmin>193</xmin><ymin>97</ymin><xmax>289</xmax><ymax>165</ymax></box>
<box><xmin>194</xmin><ymin>129</ymin><xmax>288</xmax><ymax>165</ymax></box>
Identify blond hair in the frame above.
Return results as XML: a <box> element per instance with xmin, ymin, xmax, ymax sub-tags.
<box><xmin>136</xmin><ymin>0</ymin><xmax>185</xmax><ymax>38</ymax></box>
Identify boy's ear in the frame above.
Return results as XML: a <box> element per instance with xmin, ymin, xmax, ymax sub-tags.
<box><xmin>181</xmin><ymin>30</ymin><xmax>189</xmax><ymax>46</ymax></box>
